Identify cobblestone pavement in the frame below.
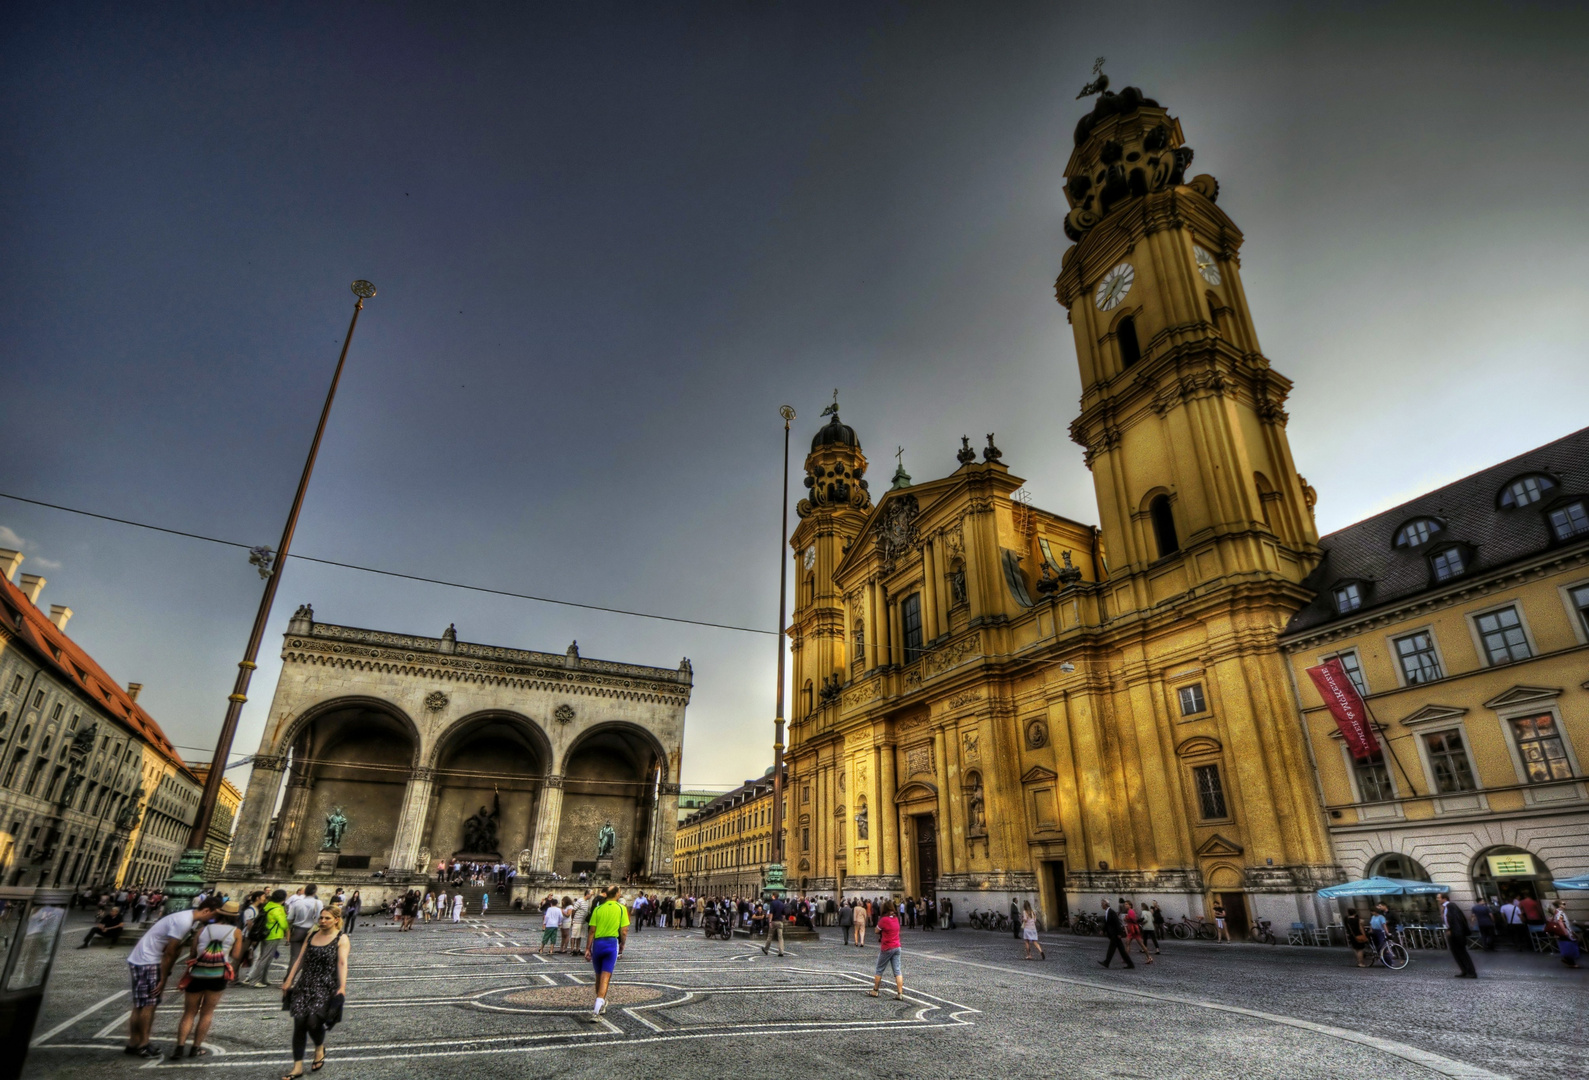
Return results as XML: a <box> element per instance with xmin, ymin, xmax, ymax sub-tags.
<box><xmin>24</xmin><ymin>913</ymin><xmax>1585</xmax><ymax>1080</ymax></box>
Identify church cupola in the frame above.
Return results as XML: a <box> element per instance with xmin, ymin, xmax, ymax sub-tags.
<box><xmin>798</xmin><ymin>395</ymin><xmax>871</xmax><ymax>519</ymax></box>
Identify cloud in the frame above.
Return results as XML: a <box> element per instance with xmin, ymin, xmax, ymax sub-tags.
<box><xmin>30</xmin><ymin>557</ymin><xmax>62</xmax><ymax>570</ymax></box>
<box><xmin>0</xmin><ymin>526</ymin><xmax>23</xmax><ymax>548</ymax></box>
<box><xmin>0</xmin><ymin>525</ymin><xmax>62</xmax><ymax>570</ymax></box>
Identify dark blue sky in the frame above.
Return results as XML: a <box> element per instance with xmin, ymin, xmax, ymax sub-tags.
<box><xmin>3</xmin><ymin>1</ymin><xmax>1586</xmax><ymax>788</ymax></box>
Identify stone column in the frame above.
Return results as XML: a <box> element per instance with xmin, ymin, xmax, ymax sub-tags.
<box><xmin>530</xmin><ymin>775</ymin><xmax>564</xmax><ymax>873</ymax></box>
<box><xmin>387</xmin><ymin>768</ymin><xmax>434</xmax><ymax>875</ymax></box>
<box><xmin>267</xmin><ymin>770</ymin><xmax>314</xmax><ymax>872</ymax></box>
<box><xmin>652</xmin><ymin>781</ymin><xmax>680</xmax><ymax>882</ymax></box>
<box><xmin>932</xmin><ymin>729</ymin><xmax>956</xmax><ymax>876</ymax></box>
<box><xmin>224</xmin><ymin>753</ymin><xmax>286</xmax><ymax>875</ymax></box>
<box><xmin>879</xmin><ymin>742</ymin><xmax>900</xmax><ymax>880</ymax></box>
<box><xmin>921</xmin><ymin>541</ymin><xmax>941</xmax><ymax>641</ymax></box>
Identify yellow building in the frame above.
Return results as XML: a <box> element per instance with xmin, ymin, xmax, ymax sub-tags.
<box><xmin>189</xmin><ymin>765</ymin><xmax>243</xmax><ymax>882</ymax></box>
<box><xmin>784</xmin><ymin>84</ymin><xmax>1341</xmax><ymax>935</ymax></box>
<box><xmin>1281</xmin><ymin>431</ymin><xmax>1589</xmax><ymax>915</ymax></box>
<box><xmin>674</xmin><ymin>768</ymin><xmax>780</xmax><ymax>897</ymax></box>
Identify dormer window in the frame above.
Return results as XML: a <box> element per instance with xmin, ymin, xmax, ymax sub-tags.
<box><xmin>1499</xmin><ymin>474</ymin><xmax>1556</xmax><ymax>508</ymax></box>
<box><xmin>1548</xmin><ymin>500</ymin><xmax>1588</xmax><ymax>541</ymax></box>
<box><xmin>1332</xmin><ymin>582</ymin><xmax>1363</xmax><ymax>614</ymax></box>
<box><xmin>1430</xmin><ymin>546</ymin><xmax>1466</xmax><ymax>582</ymax></box>
<box><xmin>1395</xmin><ymin>518</ymin><xmax>1442</xmax><ymax>549</ymax></box>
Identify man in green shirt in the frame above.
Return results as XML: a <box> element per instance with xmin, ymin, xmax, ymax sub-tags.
<box><xmin>581</xmin><ymin>886</ymin><xmax>629</xmax><ymax>1021</ymax></box>
<box><xmin>240</xmin><ymin>889</ymin><xmax>290</xmax><ymax>987</ymax></box>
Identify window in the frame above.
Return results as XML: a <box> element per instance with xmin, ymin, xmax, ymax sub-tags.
<box><xmin>1394</xmin><ymin>631</ymin><xmax>1443</xmax><ymax>684</ymax></box>
<box><xmin>1475</xmin><ymin>606</ymin><xmax>1531</xmax><ymax>665</ymax></box>
<box><xmin>901</xmin><ymin>593</ymin><xmax>924</xmax><ymax>663</ymax></box>
<box><xmin>49</xmin><ymin>703</ymin><xmax>62</xmax><ymax>721</ymax></box>
<box><xmin>3</xmin><ymin>750</ymin><xmax>24</xmax><ymax>787</ymax></box>
<box><xmin>1329</xmin><ymin>650</ymin><xmax>1368</xmax><ymax>696</ymax></box>
<box><xmin>1431</xmin><ymin>547</ymin><xmax>1465</xmax><ymax>581</ymax></box>
<box><xmin>1149</xmin><ymin>496</ymin><xmax>1179</xmax><ymax>558</ymax></box>
<box><xmin>31</xmin><ymin>690</ymin><xmax>43</xmax><ymax>709</ymax></box>
<box><xmin>801</xmin><ymin>828</ymin><xmax>810</xmax><ymax>851</ymax></box>
<box><xmin>68</xmin><ymin>714</ymin><xmax>78</xmax><ymax>731</ymax></box>
<box><xmin>801</xmin><ymin>680</ymin><xmax>813</xmax><ymax>717</ymax></box>
<box><xmin>1353</xmin><ymin>752</ymin><xmax>1395</xmax><ymax>803</ymax></box>
<box><xmin>1177</xmin><ymin>684</ymin><xmax>1206</xmax><ymax>716</ymax></box>
<box><xmin>1510</xmin><ymin>714</ymin><xmax>1573</xmax><ymax>783</ymax></box>
<box><xmin>1499</xmin><ymin>474</ymin><xmax>1555</xmax><ymax>508</ymax></box>
<box><xmin>1548</xmin><ymin>501</ymin><xmax>1589</xmax><ymax>541</ymax></box>
<box><xmin>1333</xmin><ymin>582</ymin><xmax>1362</xmax><ymax>613</ymax></box>
<box><xmin>1571</xmin><ymin>584</ymin><xmax>1589</xmax><ymax>638</ymax></box>
<box><xmin>1117</xmin><ymin>316</ymin><xmax>1141</xmax><ymax>368</ymax></box>
<box><xmin>1193</xmin><ymin>764</ymin><xmax>1228</xmax><ymax>819</ymax></box>
<box><xmin>1424</xmin><ymin>731</ymin><xmax>1477</xmax><ymax>792</ymax></box>
<box><xmin>1395</xmin><ymin>519</ymin><xmax>1441</xmax><ymax>548</ymax></box>
<box><xmin>8</xmin><ymin>675</ymin><xmax>20</xmax><ymax>695</ymax></box>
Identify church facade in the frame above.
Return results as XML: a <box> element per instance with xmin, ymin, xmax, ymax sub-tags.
<box><xmin>221</xmin><ymin>606</ymin><xmax>690</xmax><ymax>901</ymax></box>
<box><xmin>783</xmin><ymin>86</ymin><xmax>1342</xmax><ymax>934</ymax></box>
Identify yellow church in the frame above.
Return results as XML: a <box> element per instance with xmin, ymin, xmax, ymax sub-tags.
<box><xmin>782</xmin><ymin>84</ymin><xmax>1342</xmax><ymax>935</ymax></box>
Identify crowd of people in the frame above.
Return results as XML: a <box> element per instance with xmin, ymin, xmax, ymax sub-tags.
<box><xmin>1341</xmin><ymin>893</ymin><xmax>1581</xmax><ymax>975</ymax></box>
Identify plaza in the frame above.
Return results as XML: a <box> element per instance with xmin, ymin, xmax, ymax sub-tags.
<box><xmin>25</xmin><ymin>910</ymin><xmax>1584</xmax><ymax>1079</ymax></box>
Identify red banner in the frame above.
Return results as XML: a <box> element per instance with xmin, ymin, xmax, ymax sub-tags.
<box><xmin>1306</xmin><ymin>658</ymin><xmax>1378</xmax><ymax>760</ymax></box>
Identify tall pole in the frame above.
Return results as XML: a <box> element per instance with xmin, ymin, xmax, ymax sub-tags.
<box><xmin>765</xmin><ymin>404</ymin><xmax>795</xmax><ymax>897</ymax></box>
<box><xmin>164</xmin><ymin>279</ymin><xmax>376</xmax><ymax>911</ymax></box>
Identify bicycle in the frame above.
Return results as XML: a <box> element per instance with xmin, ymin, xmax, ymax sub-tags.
<box><xmin>1171</xmin><ymin>915</ymin><xmax>1217</xmax><ymax>940</ymax></box>
<box><xmin>1069</xmin><ymin>911</ymin><xmax>1103</xmax><ymax>935</ymax></box>
<box><xmin>1249</xmin><ymin>918</ymin><xmax>1277</xmax><ymax>945</ymax></box>
<box><xmin>1369</xmin><ymin>931</ymin><xmax>1410</xmax><ymax>970</ymax></box>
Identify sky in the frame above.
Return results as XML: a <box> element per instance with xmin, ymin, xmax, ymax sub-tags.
<box><xmin>3</xmin><ymin>1</ymin><xmax>1587</xmax><ymax>793</ymax></box>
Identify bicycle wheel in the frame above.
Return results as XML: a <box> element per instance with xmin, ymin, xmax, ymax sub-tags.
<box><xmin>1380</xmin><ymin>942</ymin><xmax>1410</xmax><ymax>970</ymax></box>
<box><xmin>1170</xmin><ymin>923</ymin><xmax>1192</xmax><ymax>940</ymax></box>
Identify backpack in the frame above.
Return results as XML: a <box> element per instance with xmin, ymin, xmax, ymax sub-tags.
<box><xmin>247</xmin><ymin>906</ymin><xmax>269</xmax><ymax>943</ymax></box>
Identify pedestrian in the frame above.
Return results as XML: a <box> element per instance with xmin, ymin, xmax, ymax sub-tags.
<box><xmin>762</xmin><ymin>893</ymin><xmax>787</xmax><ymax>957</ymax></box>
<box><xmin>837</xmin><ymin>899</ymin><xmax>853</xmax><ymax>944</ymax></box>
<box><xmin>540</xmin><ymin>897</ymin><xmax>563</xmax><ymax>955</ymax></box>
<box><xmin>868</xmin><ymin>899</ymin><xmax>905</xmax><ymax>1000</ymax></box>
<box><xmin>1212</xmin><ymin>899</ymin><xmax>1230</xmax><ymax>943</ymax></box>
<box><xmin>1344</xmin><ymin>908</ymin><xmax>1369</xmax><ymax>967</ymax></box>
<box><xmin>481</xmin><ymin>890</ymin><xmax>489</xmax><ymax>916</ymax></box>
<box><xmin>853</xmin><ymin>899</ymin><xmax>868</xmax><ymax>948</ymax></box>
<box><xmin>345</xmin><ymin>891</ymin><xmax>362</xmax><ymax>935</ymax></box>
<box><xmin>582</xmin><ymin>885</ymin><xmax>630</xmax><ymax>1023</ymax></box>
<box><xmin>168</xmin><ymin>900</ymin><xmax>245</xmax><ymax>1060</ymax></box>
<box><xmin>285</xmin><ymin>884</ymin><xmax>323</xmax><ymax>970</ymax></box>
<box><xmin>123</xmin><ymin>894</ymin><xmax>226</xmax><ymax>1058</ymax></box>
<box><xmin>559</xmin><ymin>896</ymin><xmax>574</xmax><ymax>954</ymax></box>
<box><xmin>1369</xmin><ymin>904</ymin><xmax>1390</xmax><ymax>956</ymax></box>
<box><xmin>943</xmin><ymin>896</ymin><xmax>955</xmax><ymax>930</ymax></box>
<box><xmin>1442</xmin><ymin>894</ymin><xmax>1477</xmax><ymax>979</ymax></box>
<box><xmin>1471</xmin><ymin>896</ymin><xmax>1495</xmax><ymax>951</ymax></box>
<box><xmin>570</xmin><ymin>890</ymin><xmax>591</xmax><ymax>954</ymax></box>
<box><xmin>1020</xmin><ymin>902</ymin><xmax>1046</xmax><ymax>960</ymax></box>
<box><xmin>1150</xmin><ymin>901</ymin><xmax>1166</xmax><ymax>949</ymax></box>
<box><xmin>1139</xmin><ymin>900</ymin><xmax>1161</xmax><ymax>955</ymax></box>
<box><xmin>451</xmin><ymin>892</ymin><xmax>464</xmax><ymax>922</ymax></box>
<box><xmin>240</xmin><ymin>889</ymin><xmax>290</xmax><ymax>987</ymax></box>
<box><xmin>1010</xmin><ymin>897</ymin><xmax>1021</xmax><ymax>940</ymax></box>
<box><xmin>80</xmin><ymin>902</ymin><xmax>125</xmax><ymax>948</ymax></box>
<box><xmin>1548</xmin><ymin>900</ymin><xmax>1580</xmax><ymax>969</ymax></box>
<box><xmin>1097</xmin><ymin>898</ymin><xmax>1135</xmax><ymax>969</ymax></box>
<box><xmin>1123</xmin><ymin>899</ymin><xmax>1154</xmax><ymax>964</ymax></box>
<box><xmin>280</xmin><ymin>907</ymin><xmax>350</xmax><ymax>1078</ymax></box>
<box><xmin>1500</xmin><ymin>897</ymin><xmax>1526</xmax><ymax>950</ymax></box>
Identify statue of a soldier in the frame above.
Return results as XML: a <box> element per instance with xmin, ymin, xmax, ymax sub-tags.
<box><xmin>596</xmin><ymin>822</ymin><xmax>616</xmax><ymax>857</ymax></box>
<box><xmin>322</xmin><ymin>806</ymin><xmax>348</xmax><ymax>850</ymax></box>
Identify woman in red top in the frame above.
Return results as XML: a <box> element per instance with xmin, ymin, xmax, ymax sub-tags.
<box><xmin>1123</xmin><ymin>900</ymin><xmax>1154</xmax><ymax>965</ymax></box>
<box><xmin>868</xmin><ymin>899</ymin><xmax>904</xmax><ymax>1001</ymax></box>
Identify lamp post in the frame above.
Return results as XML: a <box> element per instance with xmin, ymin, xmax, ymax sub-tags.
<box><xmin>763</xmin><ymin>404</ymin><xmax>795</xmax><ymax>899</ymax></box>
<box><xmin>163</xmin><ymin>280</ymin><xmax>376</xmax><ymax>912</ymax></box>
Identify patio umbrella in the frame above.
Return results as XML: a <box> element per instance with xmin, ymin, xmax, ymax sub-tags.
<box><xmin>1552</xmin><ymin>874</ymin><xmax>1589</xmax><ymax>891</ymax></box>
<box><xmin>1317</xmin><ymin>876</ymin><xmax>1450</xmax><ymax>898</ymax></box>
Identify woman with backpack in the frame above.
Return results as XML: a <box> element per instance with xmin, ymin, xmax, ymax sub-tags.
<box><xmin>169</xmin><ymin>899</ymin><xmax>245</xmax><ymax>1060</ymax></box>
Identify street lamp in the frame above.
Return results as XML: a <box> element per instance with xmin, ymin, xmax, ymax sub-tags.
<box><xmin>163</xmin><ymin>280</ymin><xmax>376</xmax><ymax>912</ymax></box>
<box><xmin>763</xmin><ymin>404</ymin><xmax>795</xmax><ymax>899</ymax></box>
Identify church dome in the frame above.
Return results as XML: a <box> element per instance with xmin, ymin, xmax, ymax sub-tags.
<box><xmin>811</xmin><ymin>414</ymin><xmax>860</xmax><ymax>452</ymax></box>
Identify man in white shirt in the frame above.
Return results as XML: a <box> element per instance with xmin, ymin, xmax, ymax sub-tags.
<box><xmin>540</xmin><ymin>899</ymin><xmax>563</xmax><ymax>955</ymax></box>
<box><xmin>451</xmin><ymin>892</ymin><xmax>465</xmax><ymax>922</ymax></box>
<box><xmin>124</xmin><ymin>895</ymin><xmax>225</xmax><ymax>1057</ymax></box>
<box><xmin>285</xmin><ymin>883</ymin><xmax>323</xmax><ymax>969</ymax></box>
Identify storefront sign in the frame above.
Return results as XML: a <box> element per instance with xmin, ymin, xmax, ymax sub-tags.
<box><xmin>1486</xmin><ymin>853</ymin><xmax>1536</xmax><ymax>878</ymax></box>
<box><xmin>1305</xmin><ymin>658</ymin><xmax>1377</xmax><ymax>760</ymax></box>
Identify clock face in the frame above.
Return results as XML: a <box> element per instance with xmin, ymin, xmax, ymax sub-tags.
<box><xmin>803</xmin><ymin>545</ymin><xmax>816</xmax><ymax>569</ymax></box>
<box><xmin>1094</xmin><ymin>262</ymin><xmax>1134</xmax><ymax>311</ymax></box>
<box><xmin>1193</xmin><ymin>245</ymin><xmax>1222</xmax><ymax>285</ymax></box>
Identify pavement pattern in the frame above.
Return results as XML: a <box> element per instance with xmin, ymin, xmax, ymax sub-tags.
<box><xmin>24</xmin><ymin>911</ymin><xmax>1585</xmax><ymax>1079</ymax></box>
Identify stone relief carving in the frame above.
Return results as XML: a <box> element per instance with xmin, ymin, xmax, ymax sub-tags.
<box><xmin>425</xmin><ymin>690</ymin><xmax>449</xmax><ymax>711</ymax></box>
<box><xmin>905</xmin><ymin>743</ymin><xmax>933</xmax><ymax>776</ymax></box>
<box><xmin>875</xmin><ymin>494</ymin><xmax>920</xmax><ymax>570</ymax></box>
<box><xmin>947</xmin><ymin>690</ymin><xmax>981</xmax><ymax>709</ymax></box>
<box><xmin>1026</xmin><ymin>718</ymin><xmax>1049</xmax><ymax>749</ymax></box>
<box><xmin>554</xmin><ymin>703</ymin><xmax>576</xmax><ymax>724</ymax></box>
<box><xmin>961</xmin><ymin>731</ymin><xmax>981</xmax><ymax>763</ymax></box>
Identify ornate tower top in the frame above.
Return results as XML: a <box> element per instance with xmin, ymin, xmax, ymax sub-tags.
<box><xmin>1061</xmin><ymin>86</ymin><xmax>1216</xmax><ymax>243</ymax></box>
<box><xmin>798</xmin><ymin>395</ymin><xmax>871</xmax><ymax>518</ymax></box>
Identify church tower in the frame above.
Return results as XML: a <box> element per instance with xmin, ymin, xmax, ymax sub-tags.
<box><xmin>788</xmin><ymin>402</ymin><xmax>873</xmax><ymax>722</ymax></box>
<box><xmin>1056</xmin><ymin>86</ymin><xmax>1320</xmax><ymax>592</ymax></box>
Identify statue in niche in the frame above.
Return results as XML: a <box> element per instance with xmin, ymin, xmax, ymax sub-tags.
<box><xmin>321</xmin><ymin>806</ymin><xmax>348</xmax><ymax>850</ymax></box>
<box><xmin>949</xmin><ymin>568</ymin><xmax>968</xmax><ymax>607</ymax></box>
<box><xmin>462</xmin><ymin>791</ymin><xmax>501</xmax><ymax>854</ymax></box>
<box><xmin>966</xmin><ymin>773</ymin><xmax>987</xmax><ymax>837</ymax></box>
<box><xmin>855</xmin><ymin>802</ymin><xmax>869</xmax><ymax>841</ymax></box>
<box><xmin>596</xmin><ymin>822</ymin><xmax>617</xmax><ymax>858</ymax></box>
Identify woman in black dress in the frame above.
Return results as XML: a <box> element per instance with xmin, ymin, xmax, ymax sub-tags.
<box><xmin>281</xmin><ymin>907</ymin><xmax>350</xmax><ymax>1078</ymax></box>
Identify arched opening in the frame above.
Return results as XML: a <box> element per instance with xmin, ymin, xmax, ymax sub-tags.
<box><xmin>1471</xmin><ymin>845</ymin><xmax>1557</xmax><ymax>906</ymax></box>
<box><xmin>1363</xmin><ymin>852</ymin><xmax>1439</xmax><ymax>923</ymax></box>
<box><xmin>1206</xmin><ymin>293</ymin><xmax>1222</xmax><ymax>336</ymax></box>
<box><xmin>557</xmin><ymin>723</ymin><xmax>668</xmax><ymax>882</ymax></box>
<box><xmin>1149</xmin><ymin>495</ymin><xmax>1179</xmax><ymax>558</ymax></box>
<box><xmin>1117</xmin><ymin>316</ymin><xmax>1141</xmax><ymax>368</ymax></box>
<box><xmin>426</xmin><ymin>712</ymin><xmax>549</xmax><ymax>869</ymax></box>
<box><xmin>802</xmin><ymin>679</ymin><xmax>814</xmax><ymax>717</ymax></box>
<box><xmin>803</xmin><ymin>572</ymin><xmax>816</xmax><ymax>607</ymax></box>
<box><xmin>1254</xmin><ymin>472</ymin><xmax>1276</xmax><ymax>530</ymax></box>
<box><xmin>267</xmin><ymin>699</ymin><xmax>418</xmax><ymax>874</ymax></box>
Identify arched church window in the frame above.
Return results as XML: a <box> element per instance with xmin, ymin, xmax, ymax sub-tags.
<box><xmin>802</xmin><ymin>680</ymin><xmax>813</xmax><ymax>717</ymax></box>
<box><xmin>1150</xmin><ymin>496</ymin><xmax>1179</xmax><ymax>558</ymax></box>
<box><xmin>1117</xmin><ymin>316</ymin><xmax>1141</xmax><ymax>368</ymax></box>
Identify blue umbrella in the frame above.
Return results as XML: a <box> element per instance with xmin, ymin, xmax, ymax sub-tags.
<box><xmin>1317</xmin><ymin>876</ymin><xmax>1450</xmax><ymax>898</ymax></box>
<box><xmin>1552</xmin><ymin>874</ymin><xmax>1589</xmax><ymax>891</ymax></box>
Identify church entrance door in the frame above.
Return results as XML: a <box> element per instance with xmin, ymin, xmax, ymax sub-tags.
<box><xmin>913</xmin><ymin>813</ymin><xmax>938</xmax><ymax>899</ymax></box>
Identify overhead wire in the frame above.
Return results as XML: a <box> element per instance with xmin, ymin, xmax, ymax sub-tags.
<box><xmin>0</xmin><ymin>491</ymin><xmax>778</xmax><ymax>636</ymax></box>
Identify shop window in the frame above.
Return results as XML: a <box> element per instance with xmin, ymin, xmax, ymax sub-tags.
<box><xmin>1393</xmin><ymin>631</ymin><xmax>1443</xmax><ymax>685</ymax></box>
<box><xmin>1424</xmin><ymin>731</ymin><xmax>1477</xmax><ymax>793</ymax></box>
<box><xmin>1509</xmin><ymin>714</ymin><xmax>1573</xmax><ymax>784</ymax></box>
<box><xmin>1475</xmin><ymin>606</ymin><xmax>1531</xmax><ymax>665</ymax></box>
<box><xmin>1193</xmin><ymin>764</ymin><xmax>1228</xmax><ymax>820</ymax></box>
<box><xmin>1177</xmin><ymin>683</ymin><xmax>1206</xmax><ymax>716</ymax></box>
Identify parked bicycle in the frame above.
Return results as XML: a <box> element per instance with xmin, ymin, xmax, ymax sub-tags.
<box><xmin>1249</xmin><ymin>918</ymin><xmax>1277</xmax><ymax>945</ymax></box>
<box><xmin>1170</xmin><ymin>915</ymin><xmax>1218</xmax><ymax>940</ymax></box>
<box><xmin>1069</xmin><ymin>911</ymin><xmax>1104</xmax><ymax>936</ymax></box>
